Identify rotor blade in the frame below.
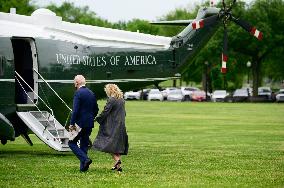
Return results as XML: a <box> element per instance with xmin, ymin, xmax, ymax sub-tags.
<box><xmin>192</xmin><ymin>15</ymin><xmax>219</xmax><ymax>30</ymax></box>
<box><xmin>222</xmin><ymin>0</ymin><xmax>226</xmax><ymax>10</ymax></box>
<box><xmin>221</xmin><ymin>26</ymin><xmax>228</xmax><ymax>74</ymax></box>
<box><xmin>232</xmin><ymin>17</ymin><xmax>263</xmax><ymax>40</ymax></box>
<box><xmin>150</xmin><ymin>20</ymin><xmax>193</xmax><ymax>26</ymax></box>
<box><xmin>223</xmin><ymin>25</ymin><xmax>228</xmax><ymax>54</ymax></box>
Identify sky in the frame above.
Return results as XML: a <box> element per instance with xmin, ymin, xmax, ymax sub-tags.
<box><xmin>33</xmin><ymin>0</ymin><xmax>215</xmax><ymax>23</ymax></box>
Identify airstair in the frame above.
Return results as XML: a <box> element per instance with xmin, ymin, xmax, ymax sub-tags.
<box><xmin>15</xmin><ymin>70</ymin><xmax>72</xmax><ymax>152</ymax></box>
<box><xmin>17</xmin><ymin>111</ymin><xmax>70</xmax><ymax>151</ymax></box>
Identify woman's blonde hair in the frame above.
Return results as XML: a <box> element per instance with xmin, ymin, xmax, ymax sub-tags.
<box><xmin>104</xmin><ymin>84</ymin><xmax>123</xmax><ymax>99</ymax></box>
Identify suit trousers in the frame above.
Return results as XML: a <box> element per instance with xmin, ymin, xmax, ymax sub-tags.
<box><xmin>68</xmin><ymin>127</ymin><xmax>92</xmax><ymax>171</ymax></box>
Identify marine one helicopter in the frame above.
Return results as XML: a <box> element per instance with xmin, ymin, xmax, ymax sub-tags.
<box><xmin>0</xmin><ymin>0</ymin><xmax>262</xmax><ymax>151</ymax></box>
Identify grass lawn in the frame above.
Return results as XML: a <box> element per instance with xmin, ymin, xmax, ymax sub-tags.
<box><xmin>0</xmin><ymin>101</ymin><xmax>283</xmax><ymax>187</ymax></box>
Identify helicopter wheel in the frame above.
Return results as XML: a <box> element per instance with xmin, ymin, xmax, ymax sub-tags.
<box><xmin>1</xmin><ymin>139</ymin><xmax>7</xmax><ymax>145</ymax></box>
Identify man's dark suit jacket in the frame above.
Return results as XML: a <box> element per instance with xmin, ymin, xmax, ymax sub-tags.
<box><xmin>70</xmin><ymin>86</ymin><xmax>99</xmax><ymax>128</ymax></box>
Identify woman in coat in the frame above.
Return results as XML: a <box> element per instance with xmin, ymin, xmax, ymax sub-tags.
<box><xmin>93</xmin><ymin>84</ymin><xmax>128</xmax><ymax>172</ymax></box>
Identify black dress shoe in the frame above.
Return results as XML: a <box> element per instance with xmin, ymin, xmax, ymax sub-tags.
<box><xmin>81</xmin><ymin>159</ymin><xmax>92</xmax><ymax>172</ymax></box>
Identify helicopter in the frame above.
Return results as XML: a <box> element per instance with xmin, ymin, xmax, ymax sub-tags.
<box><xmin>0</xmin><ymin>0</ymin><xmax>262</xmax><ymax>151</ymax></box>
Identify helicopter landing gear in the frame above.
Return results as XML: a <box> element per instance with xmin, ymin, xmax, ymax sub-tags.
<box><xmin>1</xmin><ymin>139</ymin><xmax>7</xmax><ymax>145</ymax></box>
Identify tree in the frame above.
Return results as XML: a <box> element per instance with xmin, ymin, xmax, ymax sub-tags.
<box><xmin>124</xmin><ymin>19</ymin><xmax>160</xmax><ymax>35</ymax></box>
<box><xmin>257</xmin><ymin>0</ymin><xmax>284</xmax><ymax>82</ymax></box>
<box><xmin>46</xmin><ymin>2</ymin><xmax>113</xmax><ymax>28</ymax></box>
<box><xmin>157</xmin><ymin>8</ymin><xmax>198</xmax><ymax>37</ymax></box>
<box><xmin>183</xmin><ymin>0</ymin><xmax>284</xmax><ymax>93</ymax></box>
<box><xmin>0</xmin><ymin>0</ymin><xmax>35</xmax><ymax>15</ymax></box>
<box><xmin>230</xmin><ymin>0</ymin><xmax>284</xmax><ymax>95</ymax></box>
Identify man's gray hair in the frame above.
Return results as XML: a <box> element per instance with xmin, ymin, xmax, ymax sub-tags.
<box><xmin>74</xmin><ymin>75</ymin><xmax>86</xmax><ymax>86</ymax></box>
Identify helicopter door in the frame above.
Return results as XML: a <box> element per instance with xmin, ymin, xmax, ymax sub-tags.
<box><xmin>12</xmin><ymin>38</ymin><xmax>38</xmax><ymax>104</ymax></box>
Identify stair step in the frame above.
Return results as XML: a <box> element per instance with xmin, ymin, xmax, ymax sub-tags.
<box><xmin>30</xmin><ymin>111</ymin><xmax>53</xmax><ymax>121</ymax></box>
<box><xmin>53</xmin><ymin>136</ymin><xmax>69</xmax><ymax>139</ymax></box>
<box><xmin>17</xmin><ymin>111</ymin><xmax>71</xmax><ymax>152</ymax></box>
<box><xmin>49</xmin><ymin>130</ymin><xmax>67</xmax><ymax>136</ymax></box>
<box><xmin>16</xmin><ymin>104</ymin><xmax>37</xmax><ymax>112</ymax></box>
<box><xmin>62</xmin><ymin>144</ymin><xmax>70</xmax><ymax>148</ymax></box>
<box><xmin>39</xmin><ymin>118</ymin><xmax>55</xmax><ymax>122</ymax></box>
<box><xmin>48</xmin><ymin>128</ymin><xmax>66</xmax><ymax>131</ymax></box>
<box><xmin>40</xmin><ymin>121</ymin><xmax>55</xmax><ymax>127</ymax></box>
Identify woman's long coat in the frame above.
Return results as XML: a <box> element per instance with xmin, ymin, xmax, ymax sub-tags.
<box><xmin>93</xmin><ymin>97</ymin><xmax>128</xmax><ymax>155</ymax></box>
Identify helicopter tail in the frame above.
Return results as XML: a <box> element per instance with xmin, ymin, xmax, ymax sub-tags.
<box><xmin>169</xmin><ymin>7</ymin><xmax>221</xmax><ymax>71</ymax></box>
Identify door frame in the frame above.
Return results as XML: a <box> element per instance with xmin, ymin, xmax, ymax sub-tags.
<box><xmin>11</xmin><ymin>37</ymin><xmax>38</xmax><ymax>104</ymax></box>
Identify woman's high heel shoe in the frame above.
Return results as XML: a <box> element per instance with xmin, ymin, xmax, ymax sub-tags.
<box><xmin>111</xmin><ymin>160</ymin><xmax>121</xmax><ymax>170</ymax></box>
<box><xmin>117</xmin><ymin>167</ymin><xmax>122</xmax><ymax>173</ymax></box>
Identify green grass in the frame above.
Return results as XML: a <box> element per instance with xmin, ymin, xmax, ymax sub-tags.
<box><xmin>1</xmin><ymin>101</ymin><xmax>284</xmax><ymax>187</ymax></box>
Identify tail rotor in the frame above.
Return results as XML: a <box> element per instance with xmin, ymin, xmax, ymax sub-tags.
<box><xmin>191</xmin><ymin>0</ymin><xmax>263</xmax><ymax>73</ymax></box>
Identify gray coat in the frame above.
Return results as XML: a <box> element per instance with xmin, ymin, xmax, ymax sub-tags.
<box><xmin>93</xmin><ymin>97</ymin><xmax>128</xmax><ymax>155</ymax></box>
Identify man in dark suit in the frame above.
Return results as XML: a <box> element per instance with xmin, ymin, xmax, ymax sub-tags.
<box><xmin>68</xmin><ymin>75</ymin><xmax>99</xmax><ymax>172</ymax></box>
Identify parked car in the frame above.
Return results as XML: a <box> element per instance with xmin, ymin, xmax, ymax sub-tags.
<box><xmin>276</xmin><ymin>89</ymin><xmax>284</xmax><ymax>102</ymax></box>
<box><xmin>124</xmin><ymin>90</ymin><xmax>141</xmax><ymax>100</ymax></box>
<box><xmin>258</xmin><ymin>87</ymin><xmax>272</xmax><ymax>100</ymax></box>
<box><xmin>147</xmin><ymin>89</ymin><xmax>163</xmax><ymax>101</ymax></box>
<box><xmin>224</xmin><ymin>92</ymin><xmax>234</xmax><ymax>102</ymax></box>
<box><xmin>181</xmin><ymin>86</ymin><xmax>200</xmax><ymax>101</ymax></box>
<box><xmin>233</xmin><ymin>89</ymin><xmax>249</xmax><ymax>102</ymax></box>
<box><xmin>191</xmin><ymin>90</ymin><xmax>206</xmax><ymax>102</ymax></box>
<box><xmin>167</xmin><ymin>89</ymin><xmax>183</xmax><ymax>101</ymax></box>
<box><xmin>211</xmin><ymin>90</ymin><xmax>228</xmax><ymax>102</ymax></box>
<box><xmin>161</xmin><ymin>87</ymin><xmax>176</xmax><ymax>100</ymax></box>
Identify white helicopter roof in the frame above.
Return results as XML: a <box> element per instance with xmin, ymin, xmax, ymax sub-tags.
<box><xmin>0</xmin><ymin>8</ymin><xmax>172</xmax><ymax>49</ymax></box>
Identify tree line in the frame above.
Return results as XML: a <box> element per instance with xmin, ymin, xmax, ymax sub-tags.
<box><xmin>1</xmin><ymin>0</ymin><xmax>283</xmax><ymax>95</ymax></box>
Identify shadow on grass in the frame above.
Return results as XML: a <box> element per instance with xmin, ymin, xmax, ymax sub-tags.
<box><xmin>65</xmin><ymin>165</ymin><xmax>116</xmax><ymax>175</ymax></box>
<box><xmin>0</xmin><ymin>149</ymin><xmax>73</xmax><ymax>158</ymax></box>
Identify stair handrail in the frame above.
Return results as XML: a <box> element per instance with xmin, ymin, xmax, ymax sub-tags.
<box><xmin>33</xmin><ymin>68</ymin><xmax>72</xmax><ymax>112</ymax></box>
<box><xmin>15</xmin><ymin>71</ymin><xmax>54</xmax><ymax>116</ymax></box>
<box><xmin>15</xmin><ymin>72</ymin><xmax>62</xmax><ymax>143</ymax></box>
